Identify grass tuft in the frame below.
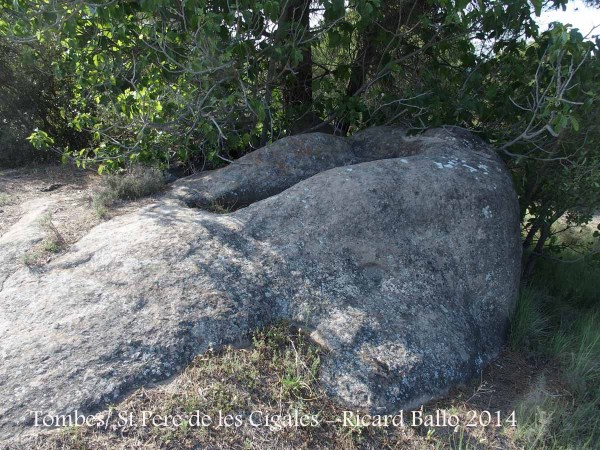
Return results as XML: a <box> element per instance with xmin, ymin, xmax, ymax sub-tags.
<box><xmin>509</xmin><ymin>287</ymin><xmax>550</xmax><ymax>352</ymax></box>
<box><xmin>92</xmin><ymin>165</ymin><xmax>165</xmax><ymax>218</ymax></box>
<box><xmin>103</xmin><ymin>166</ymin><xmax>165</xmax><ymax>201</ymax></box>
<box><xmin>206</xmin><ymin>201</ymin><xmax>233</xmax><ymax>214</ymax></box>
<box><xmin>22</xmin><ymin>213</ymin><xmax>66</xmax><ymax>266</ymax></box>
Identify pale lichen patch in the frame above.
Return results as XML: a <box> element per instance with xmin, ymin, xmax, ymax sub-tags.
<box><xmin>477</xmin><ymin>164</ymin><xmax>489</xmax><ymax>174</ymax></box>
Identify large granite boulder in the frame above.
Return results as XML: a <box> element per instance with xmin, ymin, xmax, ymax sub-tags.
<box><xmin>0</xmin><ymin>127</ymin><xmax>521</xmax><ymax>444</ymax></box>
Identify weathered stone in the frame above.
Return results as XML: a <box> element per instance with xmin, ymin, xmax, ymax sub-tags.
<box><xmin>0</xmin><ymin>127</ymin><xmax>521</xmax><ymax>444</ymax></box>
<box><xmin>169</xmin><ymin>128</ymin><xmax>426</xmax><ymax>208</ymax></box>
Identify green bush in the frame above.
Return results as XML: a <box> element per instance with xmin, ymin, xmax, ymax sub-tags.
<box><xmin>0</xmin><ymin>125</ymin><xmax>49</xmax><ymax>168</ymax></box>
<box><xmin>533</xmin><ymin>227</ymin><xmax>600</xmax><ymax>310</ymax></box>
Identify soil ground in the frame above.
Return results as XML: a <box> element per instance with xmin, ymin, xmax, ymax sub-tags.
<box><xmin>0</xmin><ymin>164</ymin><xmax>154</xmax><ymax>264</ymax></box>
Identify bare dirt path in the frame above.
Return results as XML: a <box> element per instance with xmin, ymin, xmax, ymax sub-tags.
<box><xmin>0</xmin><ymin>164</ymin><xmax>153</xmax><ymax>266</ymax></box>
<box><xmin>0</xmin><ymin>165</ymin><xmax>100</xmax><ymax>237</ymax></box>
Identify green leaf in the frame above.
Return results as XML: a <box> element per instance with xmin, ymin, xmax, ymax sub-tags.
<box><xmin>570</xmin><ymin>116</ymin><xmax>580</xmax><ymax>132</ymax></box>
<box><xmin>291</xmin><ymin>48</ymin><xmax>303</xmax><ymax>65</ymax></box>
<box><xmin>531</xmin><ymin>0</ymin><xmax>542</xmax><ymax>17</ymax></box>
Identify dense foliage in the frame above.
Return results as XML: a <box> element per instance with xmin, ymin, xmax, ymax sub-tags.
<box><xmin>0</xmin><ymin>35</ymin><xmax>85</xmax><ymax>166</ymax></box>
<box><xmin>1</xmin><ymin>0</ymin><xmax>599</xmax><ymax>272</ymax></box>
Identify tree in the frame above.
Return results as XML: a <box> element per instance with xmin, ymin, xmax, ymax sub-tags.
<box><xmin>0</xmin><ymin>35</ymin><xmax>83</xmax><ymax>166</ymax></box>
<box><xmin>3</xmin><ymin>0</ymin><xmax>551</xmax><ymax>167</ymax></box>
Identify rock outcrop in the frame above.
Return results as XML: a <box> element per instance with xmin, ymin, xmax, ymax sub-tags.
<box><xmin>168</xmin><ymin>127</ymin><xmax>426</xmax><ymax>208</ymax></box>
<box><xmin>0</xmin><ymin>127</ymin><xmax>521</xmax><ymax>444</ymax></box>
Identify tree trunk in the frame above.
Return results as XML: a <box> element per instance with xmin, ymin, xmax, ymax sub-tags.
<box><xmin>281</xmin><ymin>0</ymin><xmax>313</xmax><ymax>134</ymax></box>
<box><xmin>521</xmin><ymin>208</ymin><xmax>566</xmax><ymax>279</ymax></box>
<box><xmin>522</xmin><ymin>222</ymin><xmax>550</xmax><ymax>280</ymax></box>
<box><xmin>522</xmin><ymin>220</ymin><xmax>541</xmax><ymax>252</ymax></box>
<box><xmin>338</xmin><ymin>1</ymin><xmax>429</xmax><ymax>134</ymax></box>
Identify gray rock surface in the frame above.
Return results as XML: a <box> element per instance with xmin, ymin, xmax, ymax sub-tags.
<box><xmin>0</xmin><ymin>198</ymin><xmax>55</xmax><ymax>288</ymax></box>
<box><xmin>169</xmin><ymin>128</ymin><xmax>424</xmax><ymax>208</ymax></box>
<box><xmin>0</xmin><ymin>127</ymin><xmax>521</xmax><ymax>444</ymax></box>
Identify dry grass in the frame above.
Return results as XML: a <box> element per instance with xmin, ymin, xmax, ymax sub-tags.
<box><xmin>0</xmin><ymin>164</ymin><xmax>157</xmax><ymax>267</ymax></box>
<box><xmin>21</xmin><ymin>213</ymin><xmax>67</xmax><ymax>266</ymax></box>
<box><xmin>92</xmin><ymin>166</ymin><xmax>165</xmax><ymax>218</ymax></box>
<box><xmin>206</xmin><ymin>200</ymin><xmax>234</xmax><ymax>214</ymax></box>
<box><xmin>14</xmin><ymin>324</ymin><xmax>545</xmax><ymax>450</ymax></box>
<box><xmin>0</xmin><ymin>192</ymin><xmax>12</xmax><ymax>206</ymax></box>
<box><xmin>0</xmin><ymin>164</ymin><xmax>98</xmax><ymax>237</ymax></box>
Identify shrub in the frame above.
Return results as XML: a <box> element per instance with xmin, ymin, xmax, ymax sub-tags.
<box><xmin>0</xmin><ymin>37</ymin><xmax>81</xmax><ymax>168</ymax></box>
